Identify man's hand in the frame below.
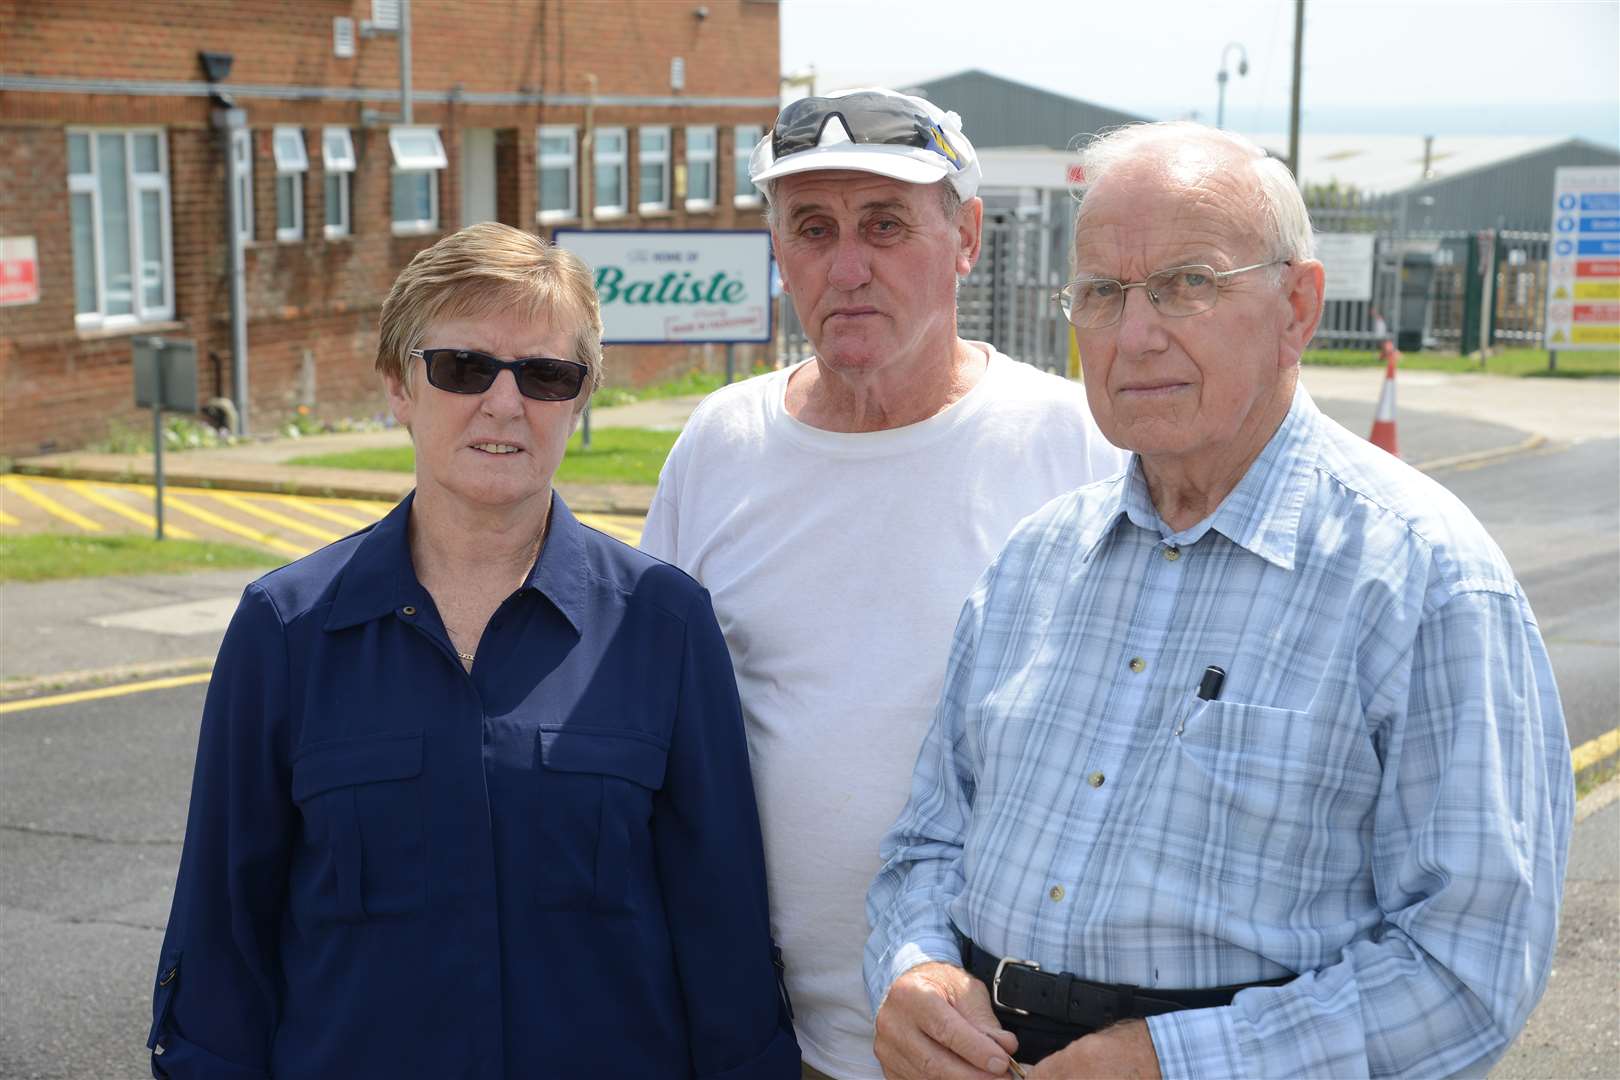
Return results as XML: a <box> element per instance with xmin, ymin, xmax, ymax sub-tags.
<box><xmin>1026</xmin><ymin>1019</ymin><xmax>1161</xmax><ymax>1080</ymax></box>
<box><xmin>874</xmin><ymin>961</ymin><xmax>1019</xmax><ymax>1080</ymax></box>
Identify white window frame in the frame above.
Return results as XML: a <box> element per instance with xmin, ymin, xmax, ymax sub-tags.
<box><xmin>272</xmin><ymin>126</ymin><xmax>309</xmax><ymax>242</ymax></box>
<box><xmin>638</xmin><ymin>126</ymin><xmax>671</xmax><ymax>212</ymax></box>
<box><xmin>537</xmin><ymin>125</ymin><xmax>577</xmax><ymax>222</ymax></box>
<box><xmin>593</xmin><ymin>126</ymin><xmax>627</xmax><ymax>218</ymax></box>
<box><xmin>733</xmin><ymin>124</ymin><xmax>763</xmax><ymax>207</ymax></box>
<box><xmin>685</xmin><ymin>125</ymin><xmax>717</xmax><ymax>211</ymax></box>
<box><xmin>67</xmin><ymin>127</ymin><xmax>174</xmax><ymax>330</ymax></box>
<box><xmin>388</xmin><ymin>126</ymin><xmax>446</xmax><ymax>235</ymax></box>
<box><xmin>231</xmin><ymin>127</ymin><xmax>254</xmax><ymax>244</ymax></box>
<box><xmin>322</xmin><ymin>126</ymin><xmax>357</xmax><ymax>238</ymax></box>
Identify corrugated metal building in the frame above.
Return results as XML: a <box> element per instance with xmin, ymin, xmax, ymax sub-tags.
<box><xmin>1388</xmin><ymin>139</ymin><xmax>1619</xmax><ymax>231</ymax></box>
<box><xmin>903</xmin><ymin>69</ymin><xmax>1150</xmax><ymax>150</ymax></box>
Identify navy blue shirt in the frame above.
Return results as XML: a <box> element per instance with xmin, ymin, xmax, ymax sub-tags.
<box><xmin>149</xmin><ymin>494</ymin><xmax>798</xmax><ymax>1079</ymax></box>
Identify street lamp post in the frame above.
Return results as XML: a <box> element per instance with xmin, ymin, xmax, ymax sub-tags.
<box><xmin>1216</xmin><ymin>42</ymin><xmax>1249</xmax><ymax>130</ymax></box>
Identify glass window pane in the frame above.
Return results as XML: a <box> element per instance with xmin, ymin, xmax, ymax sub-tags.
<box><xmin>323</xmin><ymin>128</ymin><xmax>356</xmax><ymax>171</ymax></box>
<box><xmin>326</xmin><ymin>174</ymin><xmax>343</xmax><ymax>228</ymax></box>
<box><xmin>97</xmin><ymin>133</ymin><xmax>133</xmax><ymax>315</ymax></box>
<box><xmin>641</xmin><ymin>130</ymin><xmax>666</xmax><ymax>153</ymax></box>
<box><xmin>541</xmin><ymin>168</ymin><xmax>570</xmax><ymax>213</ymax></box>
<box><xmin>140</xmin><ymin>189</ymin><xmax>164</xmax><ymax>309</ymax></box>
<box><xmin>540</xmin><ymin>134</ymin><xmax>571</xmax><ymax>156</ymax></box>
<box><xmin>689</xmin><ymin>128</ymin><xmax>715</xmax><ymax>151</ymax></box>
<box><xmin>393</xmin><ymin>171</ymin><xmax>433</xmax><ymax>224</ymax></box>
<box><xmin>690</xmin><ymin>161</ymin><xmax>713</xmax><ymax>202</ymax></box>
<box><xmin>69</xmin><ymin>132</ymin><xmax>91</xmax><ymax>174</ymax></box>
<box><xmin>598</xmin><ymin>131</ymin><xmax>623</xmax><ymax>154</ymax></box>
<box><xmin>133</xmin><ymin>134</ymin><xmax>160</xmax><ymax>174</ymax></box>
<box><xmin>596</xmin><ymin>164</ymin><xmax>622</xmax><ymax>210</ymax></box>
<box><xmin>640</xmin><ymin>163</ymin><xmax>664</xmax><ymax>204</ymax></box>
<box><xmin>71</xmin><ymin>191</ymin><xmax>97</xmax><ymax>314</ymax></box>
<box><xmin>273</xmin><ymin>128</ymin><xmax>307</xmax><ymax>171</ymax></box>
<box><xmin>277</xmin><ymin>175</ymin><xmax>297</xmax><ymax>231</ymax></box>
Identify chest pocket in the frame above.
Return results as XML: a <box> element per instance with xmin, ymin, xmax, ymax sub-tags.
<box><xmin>1170</xmin><ymin>700</ymin><xmax>1380</xmax><ymax>905</ymax></box>
<box><xmin>291</xmin><ymin>731</ymin><xmax>425</xmax><ymax>924</ymax></box>
<box><xmin>534</xmin><ymin>727</ymin><xmax>668</xmax><ymax>913</ymax></box>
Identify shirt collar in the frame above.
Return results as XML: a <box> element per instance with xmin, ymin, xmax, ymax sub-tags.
<box><xmin>325</xmin><ymin>490</ymin><xmax>588</xmax><ymax>634</ymax></box>
<box><xmin>1202</xmin><ymin>383</ymin><xmax>1319</xmax><ymax>570</ymax></box>
<box><xmin>1082</xmin><ymin>383</ymin><xmax>1320</xmax><ymax>570</ymax></box>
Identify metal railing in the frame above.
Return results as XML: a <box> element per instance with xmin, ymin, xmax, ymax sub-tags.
<box><xmin>775</xmin><ymin>216</ymin><xmax>1558</xmax><ymax>365</ymax></box>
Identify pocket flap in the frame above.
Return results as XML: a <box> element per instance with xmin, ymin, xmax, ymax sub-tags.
<box><xmin>538</xmin><ymin>728</ymin><xmax>667</xmax><ymax>790</ymax></box>
<box><xmin>292</xmin><ymin>732</ymin><xmax>424</xmax><ymax>802</ymax></box>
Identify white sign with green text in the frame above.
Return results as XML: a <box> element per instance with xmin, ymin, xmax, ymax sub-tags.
<box><xmin>553</xmin><ymin>229</ymin><xmax>773</xmax><ymax>344</ymax></box>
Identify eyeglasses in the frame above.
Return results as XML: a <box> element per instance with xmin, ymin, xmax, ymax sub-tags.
<box><xmin>410</xmin><ymin>348</ymin><xmax>588</xmax><ymax>402</ymax></box>
<box><xmin>1053</xmin><ymin>260</ymin><xmax>1290</xmax><ymax>329</ymax></box>
<box><xmin>770</xmin><ymin>92</ymin><xmax>965</xmax><ymax>170</ymax></box>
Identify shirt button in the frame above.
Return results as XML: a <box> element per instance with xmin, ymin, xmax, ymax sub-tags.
<box><xmin>1164</xmin><ymin>546</ymin><xmax>1181</xmax><ymax>561</ymax></box>
<box><xmin>1049</xmin><ymin>885</ymin><xmax>1066</xmax><ymax>902</ymax></box>
<box><xmin>1088</xmin><ymin>771</ymin><xmax>1105</xmax><ymax>788</ymax></box>
<box><xmin>1128</xmin><ymin>657</ymin><xmax>1146</xmax><ymax>673</ymax></box>
<box><xmin>401</xmin><ymin>605</ymin><xmax>417</xmax><ymax>616</ymax></box>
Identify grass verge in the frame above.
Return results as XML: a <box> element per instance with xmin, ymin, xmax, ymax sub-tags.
<box><xmin>0</xmin><ymin>534</ymin><xmax>283</xmax><ymax>583</ymax></box>
<box><xmin>1303</xmin><ymin>347</ymin><xmax>1619</xmax><ymax>377</ymax></box>
<box><xmin>592</xmin><ymin>366</ymin><xmax>771</xmax><ymax>408</ymax></box>
<box><xmin>287</xmin><ymin>427</ymin><xmax>679</xmax><ymax>487</ymax></box>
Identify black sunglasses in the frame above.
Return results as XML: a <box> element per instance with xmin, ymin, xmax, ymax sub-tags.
<box><xmin>410</xmin><ymin>348</ymin><xmax>588</xmax><ymax>402</ymax></box>
<box><xmin>771</xmin><ymin>92</ymin><xmax>963</xmax><ymax>168</ymax></box>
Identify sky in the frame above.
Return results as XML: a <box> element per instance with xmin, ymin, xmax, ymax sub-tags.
<box><xmin>780</xmin><ymin>0</ymin><xmax>1620</xmax><ymax>145</ymax></box>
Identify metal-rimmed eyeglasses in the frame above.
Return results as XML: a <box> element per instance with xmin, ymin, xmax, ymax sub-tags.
<box><xmin>1053</xmin><ymin>260</ymin><xmax>1290</xmax><ymax>329</ymax></box>
<box><xmin>409</xmin><ymin>348</ymin><xmax>589</xmax><ymax>402</ymax></box>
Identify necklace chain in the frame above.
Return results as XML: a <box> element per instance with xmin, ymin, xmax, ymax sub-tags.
<box><xmin>440</xmin><ymin>511</ymin><xmax>551</xmax><ymax>670</ymax></box>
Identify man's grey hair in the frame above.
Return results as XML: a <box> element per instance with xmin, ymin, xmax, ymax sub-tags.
<box><xmin>1072</xmin><ymin>121</ymin><xmax>1315</xmax><ymax>275</ymax></box>
<box><xmin>762</xmin><ymin>177</ymin><xmax>964</xmax><ymax>230</ymax></box>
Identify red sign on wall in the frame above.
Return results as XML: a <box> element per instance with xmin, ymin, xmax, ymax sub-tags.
<box><xmin>0</xmin><ymin>237</ymin><xmax>40</xmax><ymax>306</ymax></box>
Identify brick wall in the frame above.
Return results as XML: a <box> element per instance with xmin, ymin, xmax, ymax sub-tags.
<box><xmin>0</xmin><ymin>0</ymin><xmax>780</xmax><ymax>455</ymax></box>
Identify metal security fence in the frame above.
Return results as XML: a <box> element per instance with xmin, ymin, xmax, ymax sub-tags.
<box><xmin>775</xmin><ymin>217</ymin><xmax>1559</xmax><ymax>365</ymax></box>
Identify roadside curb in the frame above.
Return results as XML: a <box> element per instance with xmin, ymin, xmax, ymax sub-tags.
<box><xmin>1411</xmin><ymin>434</ymin><xmax>1549</xmax><ymax>474</ymax></box>
<box><xmin>0</xmin><ymin>655</ymin><xmax>215</xmax><ymax>703</ymax></box>
<box><xmin>1577</xmin><ymin>775</ymin><xmax>1620</xmax><ymax>823</ymax></box>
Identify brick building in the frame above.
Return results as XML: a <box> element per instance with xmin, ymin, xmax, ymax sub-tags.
<box><xmin>0</xmin><ymin>0</ymin><xmax>781</xmax><ymax>455</ymax></box>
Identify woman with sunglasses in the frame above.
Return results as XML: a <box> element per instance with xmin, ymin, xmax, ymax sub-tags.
<box><xmin>147</xmin><ymin>223</ymin><xmax>798</xmax><ymax>1079</ymax></box>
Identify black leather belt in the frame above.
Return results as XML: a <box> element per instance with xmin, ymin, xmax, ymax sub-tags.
<box><xmin>961</xmin><ymin>936</ymin><xmax>1291</xmax><ymax>1030</ymax></box>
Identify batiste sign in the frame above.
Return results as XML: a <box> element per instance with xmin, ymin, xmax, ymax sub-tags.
<box><xmin>554</xmin><ymin>229</ymin><xmax>773</xmax><ymax>345</ymax></box>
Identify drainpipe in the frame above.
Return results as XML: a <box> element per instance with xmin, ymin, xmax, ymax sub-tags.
<box><xmin>581</xmin><ymin>72</ymin><xmax>597</xmax><ymax>229</ymax></box>
<box><xmin>212</xmin><ymin>105</ymin><xmax>250</xmax><ymax>435</ymax></box>
<box><xmin>400</xmin><ymin>0</ymin><xmax>412</xmax><ymax>124</ymax></box>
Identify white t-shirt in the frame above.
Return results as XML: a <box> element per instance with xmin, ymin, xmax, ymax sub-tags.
<box><xmin>640</xmin><ymin>345</ymin><xmax>1127</xmax><ymax>1078</ymax></box>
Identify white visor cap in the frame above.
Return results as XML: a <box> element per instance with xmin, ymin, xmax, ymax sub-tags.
<box><xmin>749</xmin><ymin>87</ymin><xmax>981</xmax><ymax>200</ymax></box>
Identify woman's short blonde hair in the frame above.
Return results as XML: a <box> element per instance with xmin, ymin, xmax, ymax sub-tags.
<box><xmin>376</xmin><ymin>222</ymin><xmax>603</xmax><ymax>412</ymax></box>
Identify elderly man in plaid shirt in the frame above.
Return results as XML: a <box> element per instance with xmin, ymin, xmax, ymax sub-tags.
<box><xmin>865</xmin><ymin>122</ymin><xmax>1573</xmax><ymax>1080</ymax></box>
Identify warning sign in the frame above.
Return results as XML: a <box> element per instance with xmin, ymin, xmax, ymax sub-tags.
<box><xmin>1546</xmin><ymin>168</ymin><xmax>1620</xmax><ymax>351</ymax></box>
<box><xmin>0</xmin><ymin>237</ymin><xmax>39</xmax><ymax>306</ymax></box>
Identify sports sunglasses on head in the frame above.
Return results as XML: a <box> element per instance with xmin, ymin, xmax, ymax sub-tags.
<box><xmin>409</xmin><ymin>348</ymin><xmax>588</xmax><ymax>402</ymax></box>
<box><xmin>770</xmin><ymin>92</ymin><xmax>964</xmax><ymax>169</ymax></box>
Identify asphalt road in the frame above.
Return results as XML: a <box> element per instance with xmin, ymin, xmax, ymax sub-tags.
<box><xmin>1</xmin><ymin>440</ymin><xmax>1615</xmax><ymax>1077</ymax></box>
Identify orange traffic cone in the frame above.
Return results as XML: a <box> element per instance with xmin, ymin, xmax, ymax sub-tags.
<box><xmin>1368</xmin><ymin>340</ymin><xmax>1400</xmax><ymax>456</ymax></box>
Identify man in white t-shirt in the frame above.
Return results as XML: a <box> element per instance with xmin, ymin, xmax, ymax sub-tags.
<box><xmin>640</xmin><ymin>88</ymin><xmax>1126</xmax><ymax>1080</ymax></box>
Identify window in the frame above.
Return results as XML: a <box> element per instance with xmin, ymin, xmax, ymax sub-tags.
<box><xmin>734</xmin><ymin>125</ymin><xmax>763</xmax><ymax>207</ymax></box>
<box><xmin>231</xmin><ymin>127</ymin><xmax>254</xmax><ymax>244</ymax></box>
<box><xmin>537</xmin><ymin>126</ymin><xmax>577</xmax><ymax>221</ymax></box>
<box><xmin>67</xmin><ymin>128</ymin><xmax>173</xmax><ymax>327</ymax></box>
<box><xmin>388</xmin><ymin>126</ymin><xmax>446</xmax><ymax>234</ymax></box>
<box><xmin>322</xmin><ymin>127</ymin><xmax>356</xmax><ymax>238</ymax></box>
<box><xmin>593</xmin><ymin>127</ymin><xmax>627</xmax><ymax>217</ymax></box>
<box><xmin>638</xmin><ymin>126</ymin><xmax>671</xmax><ymax>212</ymax></box>
<box><xmin>685</xmin><ymin>126</ymin><xmax>716</xmax><ymax>210</ymax></box>
<box><xmin>272</xmin><ymin>126</ymin><xmax>308</xmax><ymax>242</ymax></box>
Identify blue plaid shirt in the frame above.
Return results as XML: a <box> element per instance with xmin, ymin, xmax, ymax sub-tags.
<box><xmin>866</xmin><ymin>386</ymin><xmax>1573</xmax><ymax>1079</ymax></box>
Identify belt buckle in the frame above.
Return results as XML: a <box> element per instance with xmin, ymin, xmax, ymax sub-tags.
<box><xmin>991</xmin><ymin>956</ymin><xmax>1040</xmax><ymax>1016</ymax></box>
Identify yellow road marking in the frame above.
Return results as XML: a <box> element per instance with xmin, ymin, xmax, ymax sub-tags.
<box><xmin>65</xmin><ymin>481</ymin><xmax>198</xmax><ymax>539</ymax></box>
<box><xmin>252</xmin><ymin>493</ymin><xmax>377</xmax><ymax>529</ymax></box>
<box><xmin>124</xmin><ymin>486</ymin><xmax>309</xmax><ymax>558</ymax></box>
<box><xmin>205</xmin><ymin>491</ymin><xmax>344</xmax><ymax>544</ymax></box>
<box><xmin>0</xmin><ymin>508</ymin><xmax>19</xmax><ymax>526</ymax></box>
<box><xmin>0</xmin><ymin>476</ymin><xmax>104</xmax><ymax>532</ymax></box>
<box><xmin>1572</xmin><ymin>727</ymin><xmax>1620</xmax><ymax>773</ymax></box>
<box><xmin>0</xmin><ymin>671</ymin><xmax>212</xmax><ymax>715</ymax></box>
